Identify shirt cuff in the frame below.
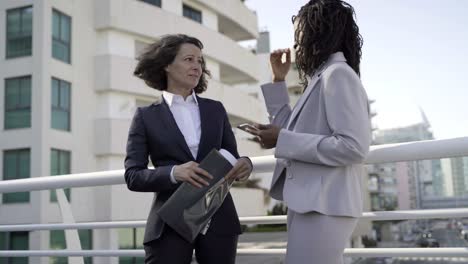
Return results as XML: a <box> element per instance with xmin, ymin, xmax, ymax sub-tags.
<box><xmin>169</xmin><ymin>166</ymin><xmax>178</xmax><ymax>184</ymax></box>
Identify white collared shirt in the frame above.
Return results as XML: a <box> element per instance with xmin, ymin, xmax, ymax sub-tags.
<box><xmin>162</xmin><ymin>91</ymin><xmax>201</xmax><ymax>183</ymax></box>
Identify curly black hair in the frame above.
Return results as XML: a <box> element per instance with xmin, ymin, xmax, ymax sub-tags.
<box><xmin>293</xmin><ymin>0</ymin><xmax>363</xmax><ymax>87</ymax></box>
<box><xmin>134</xmin><ymin>34</ymin><xmax>211</xmax><ymax>93</ymax></box>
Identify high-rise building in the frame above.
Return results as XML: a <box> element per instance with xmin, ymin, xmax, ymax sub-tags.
<box><xmin>0</xmin><ymin>1</ymin><xmax>271</xmax><ymax>263</ymax></box>
<box><xmin>372</xmin><ymin>110</ymin><xmax>444</xmax><ymax>209</ymax></box>
<box><xmin>450</xmin><ymin>157</ymin><xmax>468</xmax><ymax>196</ymax></box>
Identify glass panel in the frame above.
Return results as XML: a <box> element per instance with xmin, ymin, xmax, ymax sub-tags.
<box><xmin>50</xmin><ymin>230</ymin><xmax>67</xmax><ymax>264</ymax></box>
<box><xmin>140</xmin><ymin>0</ymin><xmax>161</xmax><ymax>7</ymax></box>
<box><xmin>60</xmin><ymin>15</ymin><xmax>71</xmax><ymax>42</ymax></box>
<box><xmin>52</xmin><ymin>79</ymin><xmax>60</xmax><ymax>107</ymax></box>
<box><xmin>79</xmin><ymin>229</ymin><xmax>94</xmax><ymax>263</ymax></box>
<box><xmin>4</xmin><ymin>151</ymin><xmax>18</xmax><ymax>180</ymax></box>
<box><xmin>22</xmin><ymin>7</ymin><xmax>33</xmax><ymax>35</ymax></box>
<box><xmin>5</xmin><ymin>110</ymin><xmax>31</xmax><ymax>129</ymax></box>
<box><xmin>51</xmin><ymin>149</ymin><xmax>59</xmax><ymax>176</ymax></box>
<box><xmin>3</xmin><ymin>150</ymin><xmax>30</xmax><ymax>203</ymax></box>
<box><xmin>6</xmin><ymin>7</ymin><xmax>32</xmax><ymax>58</ymax></box>
<box><xmin>18</xmin><ymin>150</ymin><xmax>30</xmax><ymax>179</ymax></box>
<box><xmin>10</xmin><ymin>232</ymin><xmax>29</xmax><ymax>264</ymax></box>
<box><xmin>136</xmin><ymin>228</ymin><xmax>145</xmax><ymax>249</ymax></box>
<box><xmin>78</xmin><ymin>230</ymin><xmax>92</xmax><ymax>249</ymax></box>
<box><xmin>5</xmin><ymin>79</ymin><xmax>20</xmax><ymax>110</ymax></box>
<box><xmin>60</xmin><ymin>151</ymin><xmax>70</xmax><ymax>175</ymax></box>
<box><xmin>52</xmin><ymin>11</ymin><xmax>60</xmax><ymax>39</ymax></box>
<box><xmin>118</xmin><ymin>229</ymin><xmax>134</xmax><ymax>249</ymax></box>
<box><xmin>7</xmin><ymin>37</ymin><xmax>32</xmax><ymax>58</ymax></box>
<box><xmin>20</xmin><ymin>77</ymin><xmax>32</xmax><ymax>108</ymax></box>
<box><xmin>50</xmin><ymin>150</ymin><xmax>71</xmax><ymax>202</ymax></box>
<box><xmin>119</xmin><ymin>257</ymin><xmax>133</xmax><ymax>264</ymax></box>
<box><xmin>11</xmin><ymin>232</ymin><xmax>28</xmax><ymax>249</ymax></box>
<box><xmin>51</xmin><ymin>109</ymin><xmax>69</xmax><ymax>131</ymax></box>
<box><xmin>5</xmin><ymin>77</ymin><xmax>31</xmax><ymax>129</ymax></box>
<box><xmin>7</xmin><ymin>9</ymin><xmax>20</xmax><ymax>36</ymax></box>
<box><xmin>60</xmin><ymin>83</ymin><xmax>70</xmax><ymax>109</ymax></box>
<box><xmin>52</xmin><ymin>40</ymin><xmax>70</xmax><ymax>63</ymax></box>
<box><xmin>0</xmin><ymin>232</ymin><xmax>6</xmax><ymax>250</ymax></box>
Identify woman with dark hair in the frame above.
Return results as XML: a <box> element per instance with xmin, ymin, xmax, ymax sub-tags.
<box><xmin>249</xmin><ymin>1</ymin><xmax>371</xmax><ymax>263</ymax></box>
<box><xmin>125</xmin><ymin>34</ymin><xmax>252</xmax><ymax>264</ymax></box>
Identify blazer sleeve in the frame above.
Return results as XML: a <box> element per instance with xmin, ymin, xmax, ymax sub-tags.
<box><xmin>261</xmin><ymin>81</ymin><xmax>292</xmax><ymax>128</ymax></box>
<box><xmin>124</xmin><ymin>107</ymin><xmax>174</xmax><ymax>192</ymax></box>
<box><xmin>219</xmin><ymin>103</ymin><xmax>240</xmax><ymax>159</ymax></box>
<box><xmin>275</xmin><ymin>67</ymin><xmax>371</xmax><ymax>167</ymax></box>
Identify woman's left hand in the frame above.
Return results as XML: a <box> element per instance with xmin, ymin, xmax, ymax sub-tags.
<box><xmin>225</xmin><ymin>157</ymin><xmax>253</xmax><ymax>182</ymax></box>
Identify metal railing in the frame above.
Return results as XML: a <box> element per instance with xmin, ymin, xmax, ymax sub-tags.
<box><xmin>1</xmin><ymin>137</ymin><xmax>468</xmax><ymax>259</ymax></box>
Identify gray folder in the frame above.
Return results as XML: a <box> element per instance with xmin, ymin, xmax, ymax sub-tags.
<box><xmin>157</xmin><ymin>149</ymin><xmax>235</xmax><ymax>242</ymax></box>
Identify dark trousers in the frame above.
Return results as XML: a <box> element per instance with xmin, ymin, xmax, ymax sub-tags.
<box><xmin>144</xmin><ymin>226</ymin><xmax>238</xmax><ymax>264</ymax></box>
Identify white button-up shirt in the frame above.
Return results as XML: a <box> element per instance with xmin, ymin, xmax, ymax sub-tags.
<box><xmin>162</xmin><ymin>91</ymin><xmax>201</xmax><ymax>183</ymax></box>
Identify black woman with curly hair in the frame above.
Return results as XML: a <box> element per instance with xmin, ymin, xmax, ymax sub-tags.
<box><xmin>125</xmin><ymin>34</ymin><xmax>252</xmax><ymax>264</ymax></box>
<box><xmin>248</xmin><ymin>1</ymin><xmax>371</xmax><ymax>263</ymax></box>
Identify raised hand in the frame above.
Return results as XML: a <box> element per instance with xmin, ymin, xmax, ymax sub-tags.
<box><xmin>270</xmin><ymin>48</ymin><xmax>291</xmax><ymax>82</ymax></box>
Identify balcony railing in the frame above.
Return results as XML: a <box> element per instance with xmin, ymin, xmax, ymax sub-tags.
<box><xmin>1</xmin><ymin>137</ymin><xmax>468</xmax><ymax>259</ymax></box>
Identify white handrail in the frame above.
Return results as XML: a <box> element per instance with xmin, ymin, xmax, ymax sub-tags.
<box><xmin>2</xmin><ymin>248</ymin><xmax>468</xmax><ymax>258</ymax></box>
<box><xmin>2</xmin><ymin>208</ymin><xmax>468</xmax><ymax>232</ymax></box>
<box><xmin>252</xmin><ymin>137</ymin><xmax>468</xmax><ymax>172</ymax></box>
<box><xmin>1</xmin><ymin>137</ymin><xmax>468</xmax><ymax>193</ymax></box>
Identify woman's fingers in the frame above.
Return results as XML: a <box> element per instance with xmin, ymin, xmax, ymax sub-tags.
<box><xmin>187</xmin><ymin>177</ymin><xmax>203</xmax><ymax>188</ymax></box>
<box><xmin>190</xmin><ymin>171</ymin><xmax>209</xmax><ymax>186</ymax></box>
<box><xmin>194</xmin><ymin>167</ymin><xmax>213</xmax><ymax>180</ymax></box>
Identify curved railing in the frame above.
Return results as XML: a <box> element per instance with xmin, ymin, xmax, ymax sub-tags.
<box><xmin>1</xmin><ymin>137</ymin><xmax>468</xmax><ymax>259</ymax></box>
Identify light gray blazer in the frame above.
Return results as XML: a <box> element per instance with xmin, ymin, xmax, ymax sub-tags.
<box><xmin>261</xmin><ymin>52</ymin><xmax>371</xmax><ymax>217</ymax></box>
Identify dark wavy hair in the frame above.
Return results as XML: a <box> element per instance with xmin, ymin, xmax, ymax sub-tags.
<box><xmin>293</xmin><ymin>0</ymin><xmax>363</xmax><ymax>87</ymax></box>
<box><xmin>134</xmin><ymin>34</ymin><xmax>211</xmax><ymax>93</ymax></box>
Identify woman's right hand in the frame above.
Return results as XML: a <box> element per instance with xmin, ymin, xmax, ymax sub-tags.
<box><xmin>270</xmin><ymin>48</ymin><xmax>291</xmax><ymax>82</ymax></box>
<box><xmin>173</xmin><ymin>161</ymin><xmax>213</xmax><ymax>188</ymax></box>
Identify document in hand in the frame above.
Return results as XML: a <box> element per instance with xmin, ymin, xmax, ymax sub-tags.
<box><xmin>157</xmin><ymin>148</ymin><xmax>237</xmax><ymax>242</ymax></box>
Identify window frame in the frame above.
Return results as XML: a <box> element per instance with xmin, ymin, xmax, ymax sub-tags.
<box><xmin>4</xmin><ymin>75</ymin><xmax>32</xmax><ymax>129</ymax></box>
<box><xmin>5</xmin><ymin>5</ymin><xmax>33</xmax><ymax>59</ymax></box>
<box><xmin>51</xmin><ymin>8</ymin><xmax>72</xmax><ymax>63</ymax></box>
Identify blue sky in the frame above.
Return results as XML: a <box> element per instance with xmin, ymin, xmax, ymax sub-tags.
<box><xmin>244</xmin><ymin>0</ymin><xmax>468</xmax><ymax>139</ymax></box>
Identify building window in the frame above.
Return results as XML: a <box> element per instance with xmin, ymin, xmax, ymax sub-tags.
<box><xmin>6</xmin><ymin>6</ymin><xmax>32</xmax><ymax>58</ymax></box>
<box><xmin>4</xmin><ymin>76</ymin><xmax>31</xmax><ymax>129</ymax></box>
<box><xmin>138</xmin><ymin>0</ymin><xmax>161</xmax><ymax>7</ymax></box>
<box><xmin>0</xmin><ymin>232</ymin><xmax>29</xmax><ymax>264</ymax></box>
<box><xmin>50</xmin><ymin>149</ymin><xmax>71</xmax><ymax>202</ymax></box>
<box><xmin>118</xmin><ymin>228</ymin><xmax>145</xmax><ymax>264</ymax></box>
<box><xmin>2</xmin><ymin>149</ymin><xmax>30</xmax><ymax>204</ymax></box>
<box><xmin>52</xmin><ymin>9</ymin><xmax>71</xmax><ymax>63</ymax></box>
<box><xmin>183</xmin><ymin>4</ymin><xmax>202</xmax><ymax>24</ymax></box>
<box><xmin>51</xmin><ymin>78</ymin><xmax>71</xmax><ymax>131</ymax></box>
<box><xmin>50</xmin><ymin>230</ymin><xmax>92</xmax><ymax>264</ymax></box>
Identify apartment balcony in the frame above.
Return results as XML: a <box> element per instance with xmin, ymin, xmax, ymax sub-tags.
<box><xmin>94</xmin><ymin>0</ymin><xmax>260</xmax><ymax>84</ymax></box>
<box><xmin>193</xmin><ymin>0</ymin><xmax>259</xmax><ymax>41</ymax></box>
<box><xmin>93</xmin><ymin>54</ymin><xmax>264</xmax><ymax>121</ymax></box>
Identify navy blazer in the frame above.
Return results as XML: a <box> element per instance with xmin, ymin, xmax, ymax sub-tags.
<box><xmin>124</xmin><ymin>95</ymin><xmax>242</xmax><ymax>244</ymax></box>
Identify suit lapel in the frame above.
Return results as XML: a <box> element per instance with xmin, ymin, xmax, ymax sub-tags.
<box><xmin>286</xmin><ymin>75</ymin><xmax>321</xmax><ymax>129</ymax></box>
<box><xmin>154</xmin><ymin>96</ymin><xmax>194</xmax><ymax>160</ymax></box>
<box><xmin>195</xmin><ymin>97</ymin><xmax>211</xmax><ymax>161</ymax></box>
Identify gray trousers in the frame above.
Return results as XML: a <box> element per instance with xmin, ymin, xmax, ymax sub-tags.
<box><xmin>285</xmin><ymin>210</ymin><xmax>358</xmax><ymax>264</ymax></box>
